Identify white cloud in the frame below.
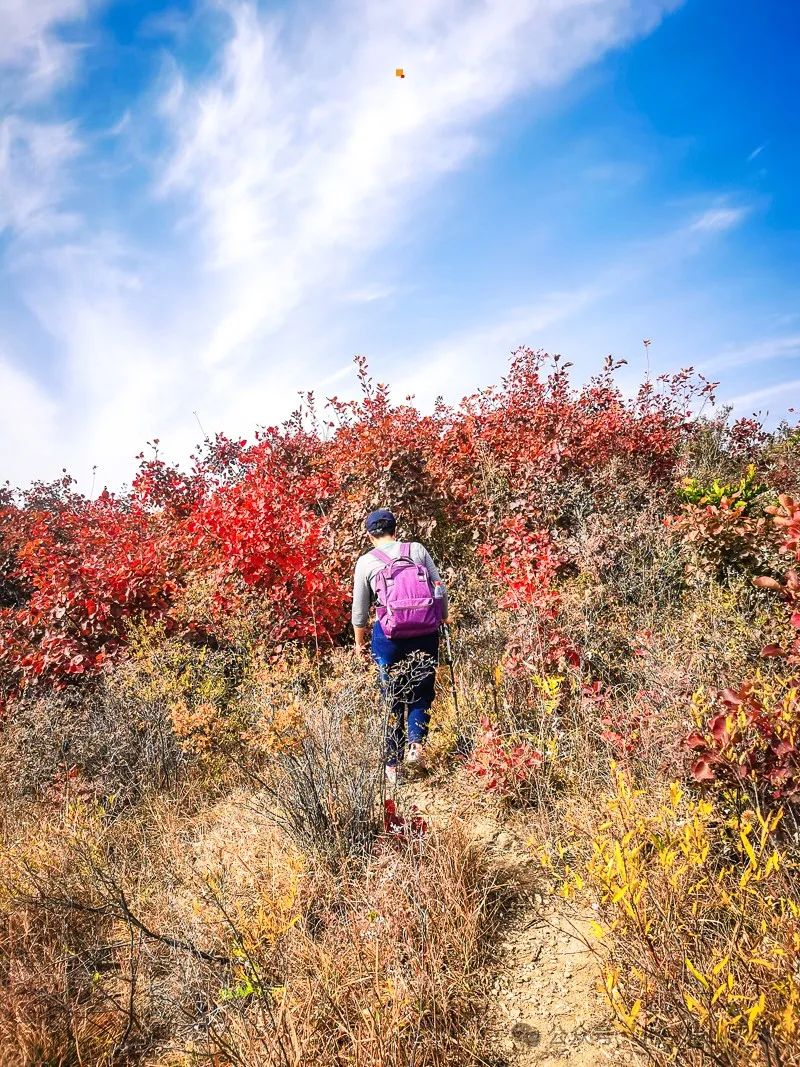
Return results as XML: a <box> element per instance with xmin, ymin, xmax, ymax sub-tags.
<box><xmin>689</xmin><ymin>205</ymin><xmax>749</xmax><ymax>233</ymax></box>
<box><xmin>1</xmin><ymin>0</ymin><xmax>690</xmax><ymax>487</ymax></box>
<box><xmin>0</xmin><ymin>0</ymin><xmax>91</xmax><ymax>241</ymax></box>
<box><xmin>0</xmin><ymin>115</ymin><xmax>80</xmax><ymax>236</ymax></box>
<box><xmin>158</xmin><ymin>0</ymin><xmax>684</xmax><ymax>369</ymax></box>
<box><xmin>386</xmin><ymin>196</ymin><xmax>761</xmax><ymax>407</ymax></box>
<box><xmin>0</xmin><ymin>352</ymin><xmax>59</xmax><ymax>473</ymax></box>
<box><xmin>0</xmin><ymin>0</ymin><xmax>91</xmax><ymax>101</ymax></box>
<box><xmin>700</xmin><ymin>334</ymin><xmax>800</xmax><ymax>373</ymax></box>
<box><xmin>389</xmin><ymin>284</ymin><xmax>608</xmax><ymax>406</ymax></box>
<box><xmin>725</xmin><ymin>379</ymin><xmax>800</xmax><ymax>414</ymax></box>
<box><xmin>345</xmin><ymin>283</ymin><xmax>396</xmax><ymax>304</ymax></box>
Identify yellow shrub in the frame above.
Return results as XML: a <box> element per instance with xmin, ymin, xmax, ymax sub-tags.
<box><xmin>565</xmin><ymin>765</ymin><xmax>800</xmax><ymax>1065</ymax></box>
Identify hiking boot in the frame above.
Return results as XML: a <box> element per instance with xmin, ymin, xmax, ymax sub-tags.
<box><xmin>405</xmin><ymin>742</ymin><xmax>426</xmax><ymax>771</ymax></box>
<box><xmin>385</xmin><ymin>763</ymin><xmax>401</xmax><ymax>787</ymax></box>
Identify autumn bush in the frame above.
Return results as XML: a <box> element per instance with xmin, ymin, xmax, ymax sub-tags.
<box><xmin>557</xmin><ymin>766</ymin><xmax>800</xmax><ymax>1066</ymax></box>
<box><xmin>2</xmin><ymin>348</ymin><xmax>800</xmax><ymax>1065</ymax></box>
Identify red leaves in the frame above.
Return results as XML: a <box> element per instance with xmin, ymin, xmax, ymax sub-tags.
<box><xmin>0</xmin><ymin>351</ymin><xmax>750</xmax><ymax>707</ymax></box>
<box><xmin>188</xmin><ymin>459</ymin><xmax>348</xmax><ymax>643</ymax></box>
<box><xmin>767</xmin><ymin>494</ymin><xmax>800</xmax><ymax>557</ymax></box>
<box><xmin>683</xmin><ymin>684</ymin><xmax>800</xmax><ymax>800</ymax></box>
<box><xmin>465</xmin><ymin>716</ymin><xmax>543</xmax><ymax>800</ymax></box>
<box><xmin>0</xmin><ymin>491</ymin><xmax>179</xmax><ymax>695</ymax></box>
<box><xmin>761</xmin><ymin>643</ymin><xmax>784</xmax><ymax>658</ymax></box>
<box><xmin>752</xmin><ymin>497</ymin><xmax>800</xmax><ymax>665</ymax></box>
<box><xmin>690</xmin><ymin>756</ymin><xmax>716</xmax><ymax>783</ymax></box>
<box><xmin>753</xmin><ymin>576</ymin><xmax>782</xmax><ymax>591</ymax></box>
<box><xmin>382</xmin><ymin>798</ymin><xmax>427</xmax><ymax>843</ymax></box>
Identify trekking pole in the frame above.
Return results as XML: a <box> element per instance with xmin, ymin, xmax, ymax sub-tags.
<box><xmin>441</xmin><ymin>623</ymin><xmax>467</xmax><ymax>755</ymax></box>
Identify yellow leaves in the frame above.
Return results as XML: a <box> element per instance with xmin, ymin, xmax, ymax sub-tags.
<box><xmin>684</xmin><ymin>990</ymin><xmax>708</xmax><ymax>1022</ymax></box>
<box><xmin>610</xmin><ymin>884</ymin><xmax>629</xmax><ymax>905</ymax></box>
<box><xmin>613</xmin><ymin>841</ymin><xmax>627</xmax><ymax>883</ymax></box>
<box><xmin>779</xmin><ymin>978</ymin><xmax>798</xmax><ymax>1036</ymax></box>
<box><xmin>746</xmin><ymin>993</ymin><xmax>766</xmax><ymax>1037</ymax></box>
<box><xmin>763</xmin><ymin>850</ymin><xmax>781</xmax><ymax>877</ymax></box>
<box><xmin>532</xmin><ymin>673</ymin><xmax>563</xmax><ymax>716</ymax></box>
<box><xmin>711</xmin><ymin>955</ymin><xmax>730</xmax><ymax>977</ymax></box>
<box><xmin>763</xmin><ymin>806</ymin><xmax>784</xmax><ymax>843</ymax></box>
<box><xmin>685</xmin><ymin>957</ymin><xmax>710</xmax><ymax>990</ymax></box>
<box><xmin>570</xmin><ymin>758</ymin><xmax>800</xmax><ymax>1061</ymax></box>
<box><xmin>588</xmin><ymin>920</ymin><xmax>607</xmax><ymax>940</ymax></box>
<box><xmin>616</xmin><ymin>997</ymin><xmax>643</xmax><ymax>1034</ymax></box>
<box><xmin>740</xmin><ymin>825</ymin><xmax>758</xmax><ymax>868</ymax></box>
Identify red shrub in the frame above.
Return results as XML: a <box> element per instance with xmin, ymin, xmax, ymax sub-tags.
<box><xmin>754</xmin><ymin>495</ymin><xmax>800</xmax><ymax>662</ymax></box>
<box><xmin>684</xmin><ymin>682</ymin><xmax>800</xmax><ymax>802</ymax></box>
<box><xmin>0</xmin><ymin>491</ymin><xmax>178</xmax><ymax>697</ymax></box>
<box><xmin>464</xmin><ymin>716</ymin><xmax>543</xmax><ymax>800</ymax></box>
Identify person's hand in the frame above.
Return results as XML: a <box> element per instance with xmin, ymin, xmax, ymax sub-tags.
<box><xmin>354</xmin><ymin>643</ymin><xmax>369</xmax><ymax>661</ymax></box>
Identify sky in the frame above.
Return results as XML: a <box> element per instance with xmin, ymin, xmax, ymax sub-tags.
<box><xmin>1</xmin><ymin>0</ymin><xmax>798</xmax><ymax>490</ymax></box>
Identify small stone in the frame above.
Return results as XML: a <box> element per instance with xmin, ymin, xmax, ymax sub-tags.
<box><xmin>511</xmin><ymin>1022</ymin><xmax>541</xmax><ymax>1048</ymax></box>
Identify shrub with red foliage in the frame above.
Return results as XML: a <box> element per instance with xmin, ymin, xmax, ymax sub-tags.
<box><xmin>0</xmin><ymin>490</ymin><xmax>178</xmax><ymax>698</ymax></box>
<box><xmin>186</xmin><ymin>456</ymin><xmax>348</xmax><ymax>644</ymax></box>
<box><xmin>0</xmin><ymin>350</ymin><xmax>724</xmax><ymax>706</ymax></box>
<box><xmin>769</xmin><ymin>493</ymin><xmax>800</xmax><ymax>558</ymax></box>
<box><xmin>754</xmin><ymin>494</ymin><xmax>800</xmax><ymax>662</ymax></box>
<box><xmin>684</xmin><ymin>682</ymin><xmax>800</xmax><ymax>802</ymax></box>
<box><xmin>464</xmin><ymin>716</ymin><xmax>543</xmax><ymax>800</ymax></box>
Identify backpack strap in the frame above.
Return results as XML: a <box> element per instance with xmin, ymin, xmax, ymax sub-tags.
<box><xmin>370</xmin><ymin>548</ymin><xmax>395</xmax><ymax>566</ymax></box>
<box><xmin>399</xmin><ymin>542</ymin><xmax>411</xmax><ymax>559</ymax></box>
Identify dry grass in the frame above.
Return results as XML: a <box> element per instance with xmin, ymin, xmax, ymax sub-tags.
<box><xmin>2</xmin><ymin>447</ymin><xmax>799</xmax><ymax>1067</ymax></box>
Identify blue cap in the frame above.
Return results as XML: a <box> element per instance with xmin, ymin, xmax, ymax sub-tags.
<box><xmin>365</xmin><ymin>508</ymin><xmax>396</xmax><ymax>534</ymax></box>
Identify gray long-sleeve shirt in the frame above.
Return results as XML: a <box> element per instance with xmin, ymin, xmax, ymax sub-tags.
<box><xmin>351</xmin><ymin>540</ymin><xmax>449</xmax><ymax>628</ymax></box>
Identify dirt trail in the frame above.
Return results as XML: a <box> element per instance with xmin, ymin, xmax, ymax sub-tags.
<box><xmin>401</xmin><ymin>775</ymin><xmax>642</xmax><ymax>1067</ymax></box>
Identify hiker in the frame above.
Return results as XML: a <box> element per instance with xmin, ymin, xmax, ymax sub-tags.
<box><xmin>352</xmin><ymin>509</ymin><xmax>449</xmax><ymax>784</ymax></box>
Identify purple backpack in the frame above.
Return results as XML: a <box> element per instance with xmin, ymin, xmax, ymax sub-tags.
<box><xmin>371</xmin><ymin>543</ymin><xmax>444</xmax><ymax>639</ymax></box>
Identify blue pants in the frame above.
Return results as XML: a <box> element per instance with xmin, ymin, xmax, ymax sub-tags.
<box><xmin>371</xmin><ymin>621</ymin><xmax>440</xmax><ymax>766</ymax></box>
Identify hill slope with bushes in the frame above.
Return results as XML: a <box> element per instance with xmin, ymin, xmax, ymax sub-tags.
<box><xmin>1</xmin><ymin>349</ymin><xmax>799</xmax><ymax>1066</ymax></box>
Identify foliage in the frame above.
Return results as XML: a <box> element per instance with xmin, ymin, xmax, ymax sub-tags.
<box><xmin>464</xmin><ymin>715</ymin><xmax>543</xmax><ymax>802</ymax></box>
<box><xmin>676</xmin><ymin>464</ymin><xmax>765</xmax><ymax>509</ymax></box>
<box><xmin>0</xmin><ymin>350</ymin><xmax>717</xmax><ymax>705</ymax></box>
<box><xmin>668</xmin><ymin>486</ymin><xmax>772</xmax><ymax>580</ymax></box>
<box><xmin>562</xmin><ymin>767</ymin><xmax>800</xmax><ymax>1066</ymax></box>
<box><xmin>754</xmin><ymin>493</ymin><xmax>800</xmax><ymax>662</ymax></box>
<box><xmin>1</xmin><ymin>351</ymin><xmax>800</xmax><ymax>1066</ymax></box>
<box><xmin>684</xmin><ymin>678</ymin><xmax>800</xmax><ymax>802</ymax></box>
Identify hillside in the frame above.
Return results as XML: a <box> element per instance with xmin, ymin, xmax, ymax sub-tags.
<box><xmin>1</xmin><ymin>349</ymin><xmax>799</xmax><ymax>1067</ymax></box>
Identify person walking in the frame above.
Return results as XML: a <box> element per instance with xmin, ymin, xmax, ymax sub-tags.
<box><xmin>352</xmin><ymin>509</ymin><xmax>449</xmax><ymax>785</ymax></box>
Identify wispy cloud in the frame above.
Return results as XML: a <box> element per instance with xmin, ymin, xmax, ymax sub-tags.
<box><xmin>0</xmin><ymin>351</ymin><xmax>59</xmax><ymax>473</ymax></box>
<box><xmin>158</xmin><ymin>0</ymin><xmax>684</xmax><ymax>369</ymax></box>
<box><xmin>345</xmin><ymin>284</ymin><xmax>397</xmax><ymax>305</ymax></box>
<box><xmin>389</xmin><ymin>198</ymin><xmax>756</xmax><ymax>406</ymax></box>
<box><xmin>747</xmin><ymin>143</ymin><xmax>767</xmax><ymax>163</ymax></box>
<box><xmin>726</xmin><ymin>379</ymin><xmax>800</xmax><ymax>413</ymax></box>
<box><xmin>0</xmin><ymin>0</ymin><xmax>91</xmax><ymax>101</ymax></box>
<box><xmin>700</xmin><ymin>334</ymin><xmax>800</xmax><ymax>373</ymax></box>
<box><xmin>0</xmin><ymin>0</ymin><xmax>695</xmax><ymax>488</ymax></box>
<box><xmin>0</xmin><ymin>116</ymin><xmax>80</xmax><ymax>236</ymax></box>
<box><xmin>389</xmin><ymin>284</ymin><xmax>607</xmax><ymax>405</ymax></box>
<box><xmin>689</xmin><ymin>205</ymin><xmax>750</xmax><ymax>233</ymax></box>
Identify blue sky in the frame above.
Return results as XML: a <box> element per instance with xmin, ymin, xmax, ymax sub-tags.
<box><xmin>1</xmin><ymin>0</ymin><xmax>798</xmax><ymax>489</ymax></box>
